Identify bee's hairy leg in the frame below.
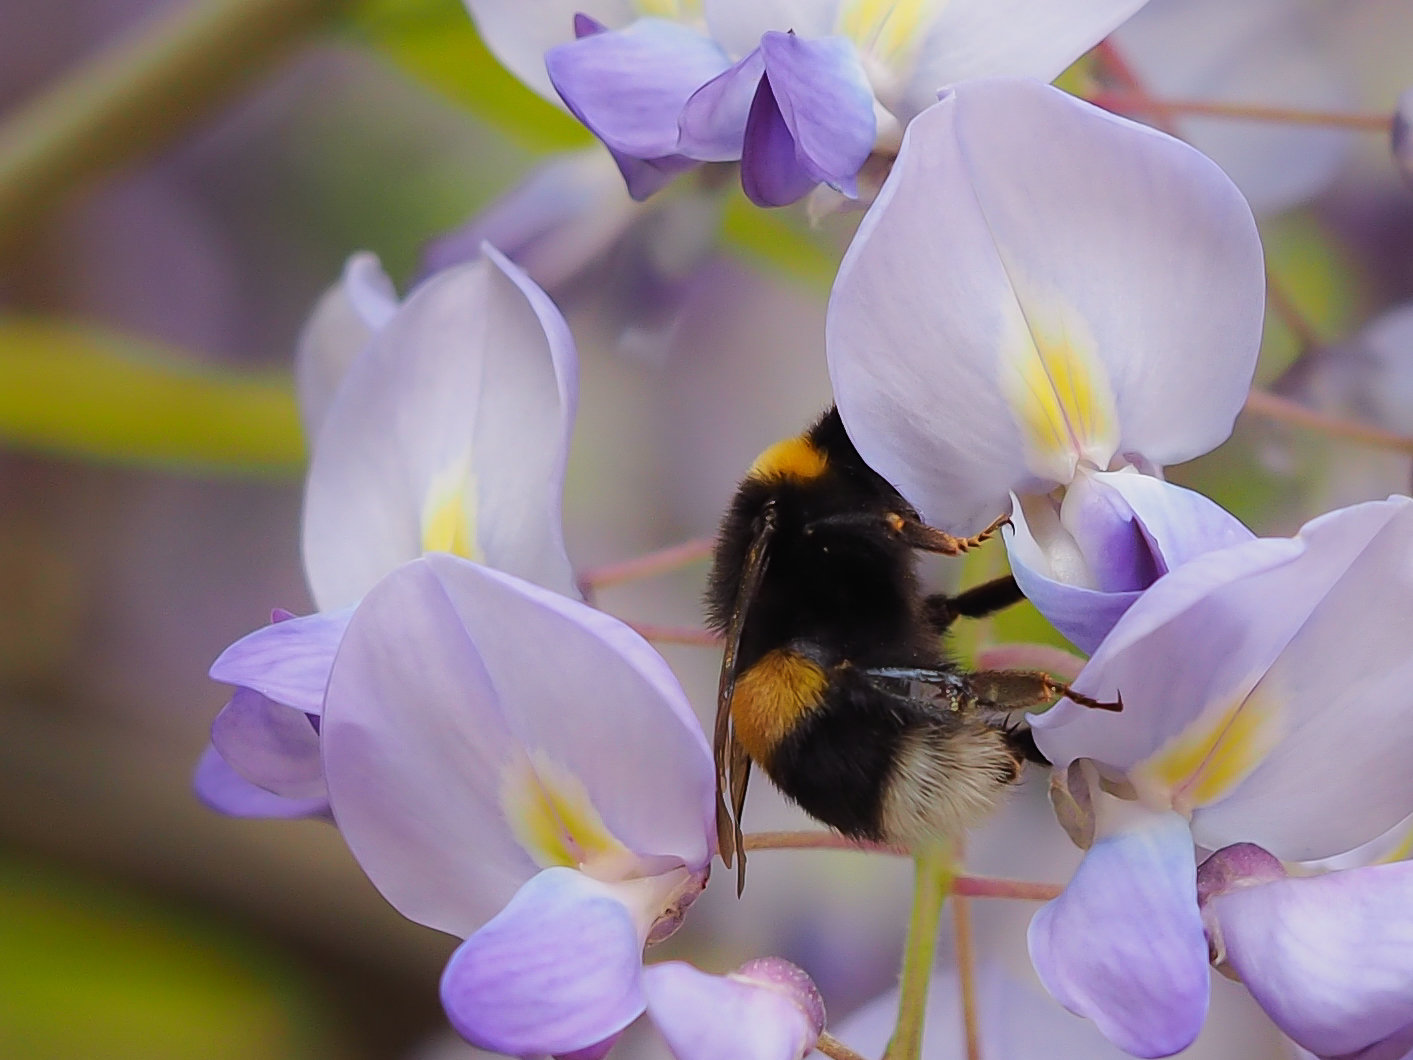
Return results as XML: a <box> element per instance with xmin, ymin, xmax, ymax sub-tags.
<box><xmin>923</xmin><ymin>575</ymin><xmax>1025</xmax><ymax>633</ymax></box>
<box><xmin>971</xmin><ymin>670</ymin><xmax>1123</xmax><ymax>713</ymax></box>
<box><xmin>889</xmin><ymin>512</ymin><xmax>1011</xmax><ymax>556</ymax></box>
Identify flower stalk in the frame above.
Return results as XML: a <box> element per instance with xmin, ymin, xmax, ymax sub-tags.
<box><xmin>951</xmin><ymin>895</ymin><xmax>982</xmax><ymax>1060</ymax></box>
<box><xmin>817</xmin><ymin>1032</ymin><xmax>872</xmax><ymax>1060</ymax></box>
<box><xmin>1089</xmin><ymin>93</ymin><xmax>1391</xmax><ymax>132</ymax></box>
<box><xmin>578</xmin><ymin>537</ymin><xmax>714</xmax><ymax>601</ymax></box>
<box><xmin>885</xmin><ymin>842</ymin><xmax>956</xmax><ymax>1060</ymax></box>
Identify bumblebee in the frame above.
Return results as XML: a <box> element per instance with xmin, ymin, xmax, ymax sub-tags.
<box><xmin>706</xmin><ymin>407</ymin><xmax>1118</xmax><ymax>890</ymax></box>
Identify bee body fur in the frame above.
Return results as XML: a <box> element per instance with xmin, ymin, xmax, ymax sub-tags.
<box><xmin>707</xmin><ymin>408</ymin><xmax>1033</xmax><ymax>850</ymax></box>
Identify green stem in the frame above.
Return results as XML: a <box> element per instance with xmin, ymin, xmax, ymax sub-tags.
<box><xmin>0</xmin><ymin>0</ymin><xmax>354</xmax><ymax>252</ymax></box>
<box><xmin>884</xmin><ymin>841</ymin><xmax>956</xmax><ymax>1060</ymax></box>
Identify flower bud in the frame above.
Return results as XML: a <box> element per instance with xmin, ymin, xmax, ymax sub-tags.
<box><xmin>1196</xmin><ymin>843</ymin><xmax>1287</xmax><ymax>978</ymax></box>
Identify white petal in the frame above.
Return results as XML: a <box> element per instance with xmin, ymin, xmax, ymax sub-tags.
<box><xmin>322</xmin><ymin>556</ymin><xmax>714</xmax><ymax>938</ymax></box>
<box><xmin>1110</xmin><ymin>0</ymin><xmax>1354</xmax><ymax>216</ymax></box>
<box><xmin>302</xmin><ymin>248</ymin><xmax>578</xmax><ymax>611</ymax></box>
<box><xmin>829</xmin><ymin>79</ymin><xmax>1263</xmax><ymax>534</ymax></box>
<box><xmin>463</xmin><ymin>0</ymin><xmax>640</xmax><ymax>100</ymax></box>
<box><xmin>1192</xmin><ymin>497</ymin><xmax>1413</xmax><ymax>860</ymax></box>
<box><xmin>702</xmin><ymin>0</ymin><xmax>837</xmax><ymax>60</ymax></box>
<box><xmin>294</xmin><ymin>252</ymin><xmax>396</xmax><ymax>440</ymax></box>
<box><xmin>902</xmin><ymin>0</ymin><xmax>1149</xmax><ymax>118</ymax></box>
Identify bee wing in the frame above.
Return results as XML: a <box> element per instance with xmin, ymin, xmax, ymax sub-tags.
<box><xmin>729</xmin><ymin>741</ymin><xmax>752</xmax><ymax>896</ymax></box>
<box><xmin>713</xmin><ymin>501</ymin><xmax>776</xmax><ymax>879</ymax></box>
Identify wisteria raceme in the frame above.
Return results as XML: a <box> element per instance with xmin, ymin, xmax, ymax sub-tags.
<box><xmin>828</xmin><ymin>76</ymin><xmax>1263</xmax><ymax>652</ymax></box>
<box><xmin>196</xmin><ymin>244</ymin><xmax>579</xmax><ymax>819</ymax></box>
<box><xmin>463</xmin><ymin>0</ymin><xmax>1150</xmax><ymax>204</ymax></box>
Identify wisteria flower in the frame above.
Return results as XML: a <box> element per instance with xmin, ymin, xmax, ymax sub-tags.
<box><xmin>1196</xmin><ymin>842</ymin><xmax>1413</xmax><ymax>1060</ymax></box>
<box><xmin>322</xmin><ymin>553</ymin><xmax>715</xmax><ymax>1056</ymax></box>
<box><xmin>645</xmin><ymin>957</ymin><xmax>826</xmax><ymax>1060</ymax></box>
<box><xmin>196</xmin><ymin>245</ymin><xmax>578</xmax><ymax>819</ymax></box>
<box><xmin>1025</xmin><ymin>495</ymin><xmax>1413</xmax><ymax>1057</ymax></box>
<box><xmin>464</xmin><ymin>0</ymin><xmax>1150</xmax><ymax>204</ymax></box>
<box><xmin>827</xmin><ymin>77</ymin><xmax>1264</xmax><ymax>651</ymax></box>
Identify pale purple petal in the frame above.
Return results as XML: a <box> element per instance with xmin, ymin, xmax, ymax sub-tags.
<box><xmin>829</xmin><ymin>79</ymin><xmax>1263</xmax><ymax>535</ymax></box>
<box><xmin>1191</xmin><ymin>497</ymin><xmax>1413</xmax><ymax>860</ymax></box>
<box><xmin>463</xmin><ymin>0</ymin><xmax>638</xmax><ymax>100</ymax></box>
<box><xmin>1212</xmin><ymin>864</ymin><xmax>1413</xmax><ymax>1058</ymax></box>
<box><xmin>193</xmin><ymin>745</ymin><xmax>329</xmax><ymax>820</ymax></box>
<box><xmin>303</xmin><ymin>249</ymin><xmax>578</xmax><ymax>610</ymax></box>
<box><xmin>1031</xmin><ymin>502</ymin><xmax>1391</xmax><ymax>773</ymax></box>
<box><xmin>208</xmin><ymin>607</ymin><xmax>350</xmax><ymax>714</ymax></box>
<box><xmin>323</xmin><ymin>556</ymin><xmax>713</xmax><ymax>940</ymax></box>
<box><xmin>740</xmin><ymin>73</ymin><xmax>817</xmax><ymax>207</ymax></box>
<box><xmin>1009</xmin><ymin>554</ymin><xmax>1142</xmax><ymax>656</ymax></box>
<box><xmin>546</xmin><ymin>19</ymin><xmax>730</xmax><ymax>160</ymax></box>
<box><xmin>442</xmin><ymin>867</ymin><xmax>645</xmax><ymax>1056</ymax></box>
<box><xmin>702</xmin><ymin>0</ymin><xmax>836</xmax><ymax>59</ymax></box>
<box><xmin>645</xmin><ymin>960</ymin><xmax>822</xmax><ymax>1060</ymax></box>
<box><xmin>1095</xmin><ymin>471</ymin><xmax>1255</xmax><ymax>569</ymax></box>
<box><xmin>295</xmin><ymin>252</ymin><xmax>396</xmax><ymax>439</ymax></box>
<box><xmin>757</xmin><ymin>32</ymin><xmax>875</xmax><ymax>196</ymax></box>
<box><xmin>678</xmin><ymin>49</ymin><xmax>765</xmax><ymax>162</ymax></box>
<box><xmin>1028</xmin><ymin>808</ymin><xmax>1208</xmax><ymax>1058</ymax></box>
<box><xmin>210</xmin><ymin>687</ymin><xmax>324</xmax><ymax>799</ymax></box>
<box><xmin>421</xmin><ymin>554</ymin><xmax>715</xmax><ymax>868</ymax></box>
<box><xmin>419</xmin><ymin>148</ymin><xmax>639</xmax><ymax>291</ymax></box>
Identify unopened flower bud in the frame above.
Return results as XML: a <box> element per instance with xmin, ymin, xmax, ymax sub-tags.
<box><xmin>1196</xmin><ymin>843</ymin><xmax>1287</xmax><ymax>978</ymax></box>
<box><xmin>730</xmin><ymin>957</ymin><xmax>827</xmax><ymax>1048</ymax></box>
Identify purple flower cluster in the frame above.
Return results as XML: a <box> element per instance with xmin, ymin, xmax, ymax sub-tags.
<box><xmin>197</xmin><ymin>16</ymin><xmax>1413</xmax><ymax>1060</ymax></box>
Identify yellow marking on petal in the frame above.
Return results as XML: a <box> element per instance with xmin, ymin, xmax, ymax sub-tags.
<box><xmin>634</xmin><ymin>0</ymin><xmax>700</xmax><ymax>18</ymax></box>
<box><xmin>747</xmin><ymin>434</ymin><xmax>828</xmax><ymax>483</ymax></box>
<box><xmin>1378</xmin><ymin>822</ymin><xmax>1413</xmax><ymax>865</ymax></box>
<box><xmin>501</xmin><ymin>750</ymin><xmax>637</xmax><ymax>876</ymax></box>
<box><xmin>998</xmin><ymin>295</ymin><xmax>1119</xmax><ymax>485</ymax></box>
<box><xmin>420</xmin><ymin>453</ymin><xmax>482</xmax><ymax>560</ymax></box>
<box><xmin>838</xmin><ymin>0</ymin><xmax>944</xmax><ymax>67</ymax></box>
<box><xmin>1131</xmin><ymin>686</ymin><xmax>1284</xmax><ymax>815</ymax></box>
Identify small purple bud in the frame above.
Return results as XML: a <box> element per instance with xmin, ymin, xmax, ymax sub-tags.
<box><xmin>574</xmin><ymin>12</ymin><xmax>608</xmax><ymax>38</ymax></box>
<box><xmin>730</xmin><ymin>957</ymin><xmax>826</xmax><ymax>1048</ymax></box>
<box><xmin>556</xmin><ymin>1031</ymin><xmax>622</xmax><ymax>1060</ymax></box>
<box><xmin>1196</xmin><ymin>843</ymin><xmax>1287</xmax><ymax>979</ymax></box>
<box><xmin>1392</xmin><ymin>88</ymin><xmax>1413</xmax><ymax>188</ymax></box>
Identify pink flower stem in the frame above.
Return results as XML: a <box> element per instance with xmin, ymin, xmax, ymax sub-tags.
<box><xmin>577</xmin><ymin>537</ymin><xmax>714</xmax><ymax>602</ymax></box>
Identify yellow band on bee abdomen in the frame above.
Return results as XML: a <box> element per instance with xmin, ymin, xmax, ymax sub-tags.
<box><xmin>731</xmin><ymin>650</ymin><xmax>831</xmax><ymax>763</ymax></box>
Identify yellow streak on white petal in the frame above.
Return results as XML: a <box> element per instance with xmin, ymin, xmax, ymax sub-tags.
<box><xmin>634</xmin><ymin>0</ymin><xmax>699</xmax><ymax>19</ymax></box>
<box><xmin>998</xmin><ymin>296</ymin><xmax>1119</xmax><ymax>486</ymax></box>
<box><xmin>1378</xmin><ymin>821</ymin><xmax>1413</xmax><ymax>865</ymax></box>
<box><xmin>420</xmin><ymin>453</ymin><xmax>483</xmax><ymax>561</ymax></box>
<box><xmin>837</xmin><ymin>0</ymin><xmax>944</xmax><ymax>68</ymax></box>
<box><xmin>1131</xmin><ymin>686</ymin><xmax>1284</xmax><ymax>816</ymax></box>
<box><xmin>501</xmin><ymin>750</ymin><xmax>638</xmax><ymax>878</ymax></box>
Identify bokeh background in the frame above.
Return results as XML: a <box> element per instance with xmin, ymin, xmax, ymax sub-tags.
<box><xmin>2</xmin><ymin>0</ymin><xmax>1413</xmax><ymax>1057</ymax></box>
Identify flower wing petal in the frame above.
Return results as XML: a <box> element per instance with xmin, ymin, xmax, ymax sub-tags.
<box><xmin>758</xmin><ymin>31</ymin><xmax>875</xmax><ymax>196</ymax></box>
<box><xmin>644</xmin><ymin>962</ymin><xmax>817</xmax><ymax>1060</ymax></box>
<box><xmin>1028</xmin><ymin>809</ymin><xmax>1209</xmax><ymax>1058</ymax></box>
<box><xmin>546</xmin><ymin>19</ymin><xmax>730</xmax><ymax>160</ymax></box>
<box><xmin>209</xmin><ymin>687</ymin><xmax>324</xmax><ymax>799</ymax></box>
<box><xmin>193</xmin><ymin>745</ymin><xmax>328</xmax><ymax>820</ymax></box>
<box><xmin>678</xmin><ymin>49</ymin><xmax>765</xmax><ymax>162</ymax></box>
<box><xmin>208</xmin><ymin>607</ymin><xmax>350</xmax><ymax>714</ymax></box>
<box><xmin>442</xmin><ymin>867</ymin><xmax>646</xmax><ymax>1056</ymax></box>
<box><xmin>1213</xmin><ymin>864</ymin><xmax>1413</xmax><ymax>1058</ymax></box>
<box><xmin>740</xmin><ymin>72</ymin><xmax>819</xmax><ymax>207</ymax></box>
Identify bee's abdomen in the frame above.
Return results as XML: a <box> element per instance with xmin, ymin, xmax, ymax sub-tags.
<box><xmin>765</xmin><ymin>673</ymin><xmax>1020</xmax><ymax>846</ymax></box>
<box><xmin>730</xmin><ymin>649</ymin><xmax>832</xmax><ymax>765</ymax></box>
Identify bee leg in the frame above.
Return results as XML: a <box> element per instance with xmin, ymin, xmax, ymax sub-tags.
<box><xmin>923</xmin><ymin>575</ymin><xmax>1025</xmax><ymax>633</ymax></box>
<box><xmin>970</xmin><ymin>670</ymin><xmax>1123</xmax><ymax>713</ymax></box>
<box><xmin>889</xmin><ymin>512</ymin><xmax>1011</xmax><ymax>556</ymax></box>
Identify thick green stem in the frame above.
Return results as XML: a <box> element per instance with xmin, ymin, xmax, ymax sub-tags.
<box><xmin>884</xmin><ymin>841</ymin><xmax>956</xmax><ymax>1060</ymax></box>
<box><xmin>0</xmin><ymin>0</ymin><xmax>353</xmax><ymax>252</ymax></box>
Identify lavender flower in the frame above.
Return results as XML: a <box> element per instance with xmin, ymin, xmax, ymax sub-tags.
<box><xmin>463</xmin><ymin>0</ymin><xmax>1150</xmax><ymax>204</ymax></box>
<box><xmin>826</xmin><ymin>77</ymin><xmax>1263</xmax><ymax>651</ymax></box>
<box><xmin>197</xmin><ymin>246</ymin><xmax>579</xmax><ymax>819</ymax></box>
<box><xmin>1027</xmin><ymin>496</ymin><xmax>1413</xmax><ymax>1056</ymax></box>
<box><xmin>322</xmin><ymin>554</ymin><xmax>715</xmax><ymax>1056</ymax></box>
